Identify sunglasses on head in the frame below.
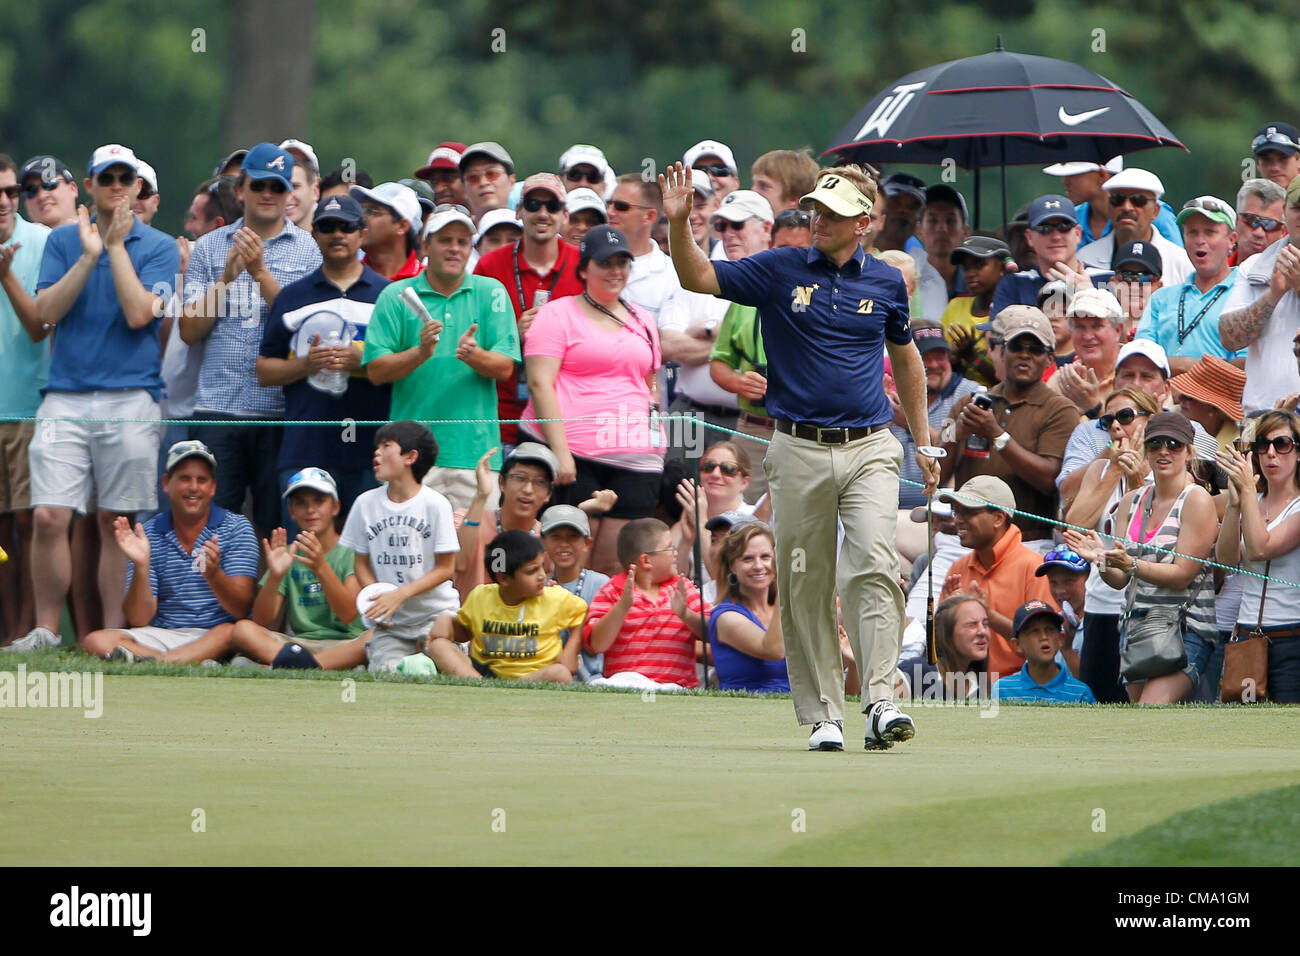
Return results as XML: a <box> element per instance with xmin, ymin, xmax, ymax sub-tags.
<box><xmin>564</xmin><ymin>168</ymin><xmax>602</xmax><ymax>185</ymax></box>
<box><xmin>315</xmin><ymin>220</ymin><xmax>361</xmax><ymax>234</ymax></box>
<box><xmin>1043</xmin><ymin>546</ymin><xmax>1086</xmax><ymax>566</ymax></box>
<box><xmin>713</xmin><ymin>219</ymin><xmax>750</xmax><ymax>233</ymax></box>
<box><xmin>1240</xmin><ymin>212</ymin><xmax>1285</xmax><ymax>232</ymax></box>
<box><xmin>522</xmin><ymin>196</ymin><xmax>564</xmax><ymax>213</ymax></box>
<box><xmin>248</xmin><ymin>178</ymin><xmax>288</xmax><ymax>194</ymax></box>
<box><xmin>774</xmin><ymin>209</ymin><xmax>811</xmax><ymax>228</ymax></box>
<box><xmin>1098</xmin><ymin>408</ymin><xmax>1151</xmax><ymax>430</ymax></box>
<box><xmin>700</xmin><ymin>461</ymin><xmax>742</xmax><ymax>477</ymax></box>
<box><xmin>1108</xmin><ymin>192</ymin><xmax>1152</xmax><ymax>208</ymax></box>
<box><xmin>20</xmin><ymin>180</ymin><xmax>63</xmax><ymax>199</ymax></box>
<box><xmin>1144</xmin><ymin>437</ymin><xmax>1184</xmax><ymax>452</ymax></box>
<box><xmin>1252</xmin><ymin>435</ymin><xmax>1297</xmax><ymax>455</ymax></box>
<box><xmin>1181</xmin><ymin>197</ymin><xmax>1232</xmax><ymax>218</ymax></box>
<box><xmin>1115</xmin><ymin>270</ymin><xmax>1157</xmax><ymax>283</ymax></box>
<box><xmin>1006</xmin><ymin>336</ymin><xmax>1048</xmax><ymax>355</ymax></box>
<box><xmin>1252</xmin><ymin>130</ymin><xmax>1300</xmax><ymax>153</ymax></box>
<box><xmin>693</xmin><ymin>164</ymin><xmax>732</xmax><ymax>178</ymax></box>
<box><xmin>96</xmin><ymin>170</ymin><xmax>137</xmax><ymax>187</ymax></box>
<box><xmin>1031</xmin><ymin>220</ymin><xmax>1075</xmax><ymax>234</ymax></box>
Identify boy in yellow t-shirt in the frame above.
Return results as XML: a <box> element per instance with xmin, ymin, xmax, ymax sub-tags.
<box><xmin>427</xmin><ymin>530</ymin><xmax>586</xmax><ymax>682</ymax></box>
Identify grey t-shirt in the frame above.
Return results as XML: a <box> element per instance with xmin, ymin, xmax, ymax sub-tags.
<box><xmin>557</xmin><ymin>568</ymin><xmax>611</xmax><ymax>682</ymax></box>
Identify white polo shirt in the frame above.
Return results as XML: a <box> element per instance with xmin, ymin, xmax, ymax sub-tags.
<box><xmin>1220</xmin><ymin>237</ymin><xmax>1300</xmax><ymax>412</ymax></box>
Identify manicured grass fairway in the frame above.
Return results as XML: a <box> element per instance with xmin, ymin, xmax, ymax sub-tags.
<box><xmin>3</xmin><ymin>661</ymin><xmax>1299</xmax><ymax>865</ymax></box>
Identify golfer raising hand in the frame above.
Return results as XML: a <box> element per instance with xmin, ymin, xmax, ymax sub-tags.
<box><xmin>661</xmin><ymin>161</ymin><xmax>939</xmax><ymax>752</ymax></box>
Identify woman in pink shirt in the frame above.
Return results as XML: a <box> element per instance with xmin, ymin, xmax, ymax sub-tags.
<box><xmin>522</xmin><ymin>226</ymin><xmax>664</xmax><ymax>575</ymax></box>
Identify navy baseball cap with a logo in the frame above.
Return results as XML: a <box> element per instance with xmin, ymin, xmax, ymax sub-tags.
<box><xmin>1028</xmin><ymin>194</ymin><xmax>1078</xmax><ymax>228</ymax></box>
<box><xmin>19</xmin><ymin>155</ymin><xmax>74</xmax><ymax>186</ymax></box>
<box><xmin>1012</xmin><ymin>600</ymin><xmax>1064</xmax><ymax>637</ymax></box>
<box><xmin>313</xmin><ymin>195</ymin><xmax>364</xmax><ymax>227</ymax></box>
<box><xmin>241</xmin><ymin>142</ymin><xmax>294</xmax><ymax>189</ymax></box>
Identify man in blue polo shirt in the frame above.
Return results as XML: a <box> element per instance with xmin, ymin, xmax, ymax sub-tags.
<box><xmin>11</xmin><ymin>144</ymin><xmax>179</xmax><ymax>654</ymax></box>
<box><xmin>991</xmin><ymin>195</ymin><xmax>1114</xmax><ymax>317</ymax></box>
<box><xmin>180</xmin><ymin>142</ymin><xmax>322</xmax><ymax>537</ymax></box>
<box><xmin>259</xmin><ymin>195</ymin><xmax>390</xmax><ymax>530</ymax></box>
<box><xmin>993</xmin><ymin>601</ymin><xmax>1096</xmax><ymax>703</ymax></box>
<box><xmin>661</xmin><ymin>162</ymin><xmax>939</xmax><ymax>753</ymax></box>
<box><xmin>82</xmin><ymin>440</ymin><xmax>258</xmax><ymax>663</ymax></box>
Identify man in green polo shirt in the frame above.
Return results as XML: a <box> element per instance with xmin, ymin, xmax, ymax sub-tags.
<box><xmin>709</xmin><ymin>301</ymin><xmax>769</xmax><ymax>502</ymax></box>
<box><xmin>365</xmin><ymin>204</ymin><xmax>519</xmax><ymax>511</ymax></box>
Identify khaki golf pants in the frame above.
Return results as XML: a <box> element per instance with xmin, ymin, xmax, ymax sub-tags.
<box><xmin>765</xmin><ymin>427</ymin><xmax>905</xmax><ymax>725</ymax></box>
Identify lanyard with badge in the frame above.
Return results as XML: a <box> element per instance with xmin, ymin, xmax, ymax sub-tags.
<box><xmin>1176</xmin><ymin>284</ymin><xmax>1227</xmax><ymax>347</ymax></box>
<box><xmin>513</xmin><ymin>241</ymin><xmax>565</xmax><ymax>403</ymax></box>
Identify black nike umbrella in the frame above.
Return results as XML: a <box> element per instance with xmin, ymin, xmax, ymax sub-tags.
<box><xmin>824</xmin><ymin>38</ymin><xmax>1186</xmax><ymax>227</ymax></box>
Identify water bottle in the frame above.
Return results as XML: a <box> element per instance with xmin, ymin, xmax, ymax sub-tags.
<box><xmin>310</xmin><ymin>328</ymin><xmax>351</xmax><ymax>396</ymax></box>
<box><xmin>963</xmin><ymin>386</ymin><xmax>992</xmax><ymax>459</ymax></box>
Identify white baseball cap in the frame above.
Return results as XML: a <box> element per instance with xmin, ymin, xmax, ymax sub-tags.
<box><xmin>473</xmin><ymin>207</ymin><xmax>522</xmax><ymax>247</ymax></box>
<box><xmin>565</xmin><ymin>187</ymin><xmax>606</xmax><ymax>219</ymax></box>
<box><xmin>1116</xmin><ymin>338</ymin><xmax>1171</xmax><ymax>377</ymax></box>
<box><xmin>1102</xmin><ymin>168</ymin><xmax>1165</xmax><ymax>199</ymax></box>
<box><xmin>690</xmin><ymin>169</ymin><xmax>715</xmax><ymax>198</ymax></box>
<box><xmin>350</xmin><ymin>182</ymin><xmax>423</xmax><ymax>236</ymax></box>
<box><xmin>282</xmin><ymin>466</ymin><xmax>339</xmax><ymax>500</ymax></box>
<box><xmin>279</xmin><ymin>139</ymin><xmax>320</xmax><ymax>174</ymax></box>
<box><xmin>558</xmin><ymin>144</ymin><xmax>609</xmax><ymax>178</ymax></box>
<box><xmin>135</xmin><ymin>160</ymin><xmax>158</xmax><ymax>194</ymax></box>
<box><xmin>87</xmin><ymin>144</ymin><xmax>139</xmax><ymax>176</ymax></box>
<box><xmin>1043</xmin><ymin>156</ymin><xmax>1124</xmax><ymax>177</ymax></box>
<box><xmin>421</xmin><ymin>204</ymin><xmax>476</xmax><ymax>240</ymax></box>
<box><xmin>1067</xmin><ymin>287</ymin><xmax>1124</xmax><ymax>321</ymax></box>
<box><xmin>711</xmin><ymin>189</ymin><xmax>774</xmax><ymax>225</ymax></box>
<box><xmin>683</xmin><ymin>139</ymin><xmax>738</xmax><ymax>175</ymax></box>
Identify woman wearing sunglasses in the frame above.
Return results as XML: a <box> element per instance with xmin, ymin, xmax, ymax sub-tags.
<box><xmin>1065</xmin><ymin>410</ymin><xmax>1218</xmax><ymax>704</ymax></box>
<box><xmin>1063</xmin><ymin>387</ymin><xmax>1158</xmax><ymax>700</ymax></box>
<box><xmin>1216</xmin><ymin>410</ymin><xmax>1300</xmax><ymax>702</ymax></box>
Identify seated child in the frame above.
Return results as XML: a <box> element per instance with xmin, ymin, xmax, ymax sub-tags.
<box><xmin>993</xmin><ymin>601</ymin><xmax>1097</xmax><ymax>704</ymax></box>
<box><xmin>585</xmin><ymin>518</ymin><xmax>707</xmax><ymax>690</ymax></box>
<box><xmin>540</xmin><ymin>504</ymin><xmax>610</xmax><ymax>682</ymax></box>
<box><xmin>427</xmin><ymin>530</ymin><xmax>587</xmax><ymax>682</ymax></box>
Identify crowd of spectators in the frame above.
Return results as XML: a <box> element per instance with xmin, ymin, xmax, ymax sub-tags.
<box><xmin>3</xmin><ymin>121</ymin><xmax>1300</xmax><ymax>702</ymax></box>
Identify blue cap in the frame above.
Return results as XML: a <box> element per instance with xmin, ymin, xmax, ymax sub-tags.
<box><xmin>1036</xmin><ymin>546</ymin><xmax>1089</xmax><ymax>576</ymax></box>
<box><xmin>1012</xmin><ymin>600</ymin><xmax>1064</xmax><ymax>637</ymax></box>
<box><xmin>313</xmin><ymin>195</ymin><xmax>364</xmax><ymax>226</ymax></box>
<box><xmin>1028</xmin><ymin>194</ymin><xmax>1077</xmax><ymax>228</ymax></box>
<box><xmin>241</xmin><ymin>142</ymin><xmax>294</xmax><ymax>188</ymax></box>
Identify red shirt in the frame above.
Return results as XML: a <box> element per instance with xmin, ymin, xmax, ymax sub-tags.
<box><xmin>363</xmin><ymin>249</ymin><xmax>423</xmax><ymax>280</ymax></box>
<box><xmin>475</xmin><ymin>239</ymin><xmax>583</xmax><ymax>444</ymax></box>
<box><xmin>585</xmin><ymin>572</ymin><xmax>706</xmax><ymax>688</ymax></box>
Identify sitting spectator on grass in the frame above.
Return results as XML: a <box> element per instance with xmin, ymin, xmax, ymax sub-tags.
<box><xmin>540</xmin><ymin>505</ymin><xmax>610</xmax><ymax>682</ymax></box>
<box><xmin>426</xmin><ymin>531</ymin><xmax>586</xmax><ymax>683</ymax></box>
<box><xmin>993</xmin><ymin>601</ymin><xmax>1096</xmax><ymax>703</ymax></box>
<box><xmin>337</xmin><ymin>421</ymin><xmax>460</xmax><ymax>672</ymax></box>
<box><xmin>896</xmin><ymin>592</ymin><xmax>990</xmax><ymax>701</ymax></box>
<box><xmin>584</xmin><ymin>518</ymin><xmax>707</xmax><ymax>690</ymax></box>
<box><xmin>707</xmin><ymin>521</ymin><xmax>788</xmax><ymax>692</ymax></box>
<box><xmin>82</xmin><ymin>441</ymin><xmax>257</xmax><ymax>663</ymax></box>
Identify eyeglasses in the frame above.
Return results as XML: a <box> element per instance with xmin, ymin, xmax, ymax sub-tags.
<box><xmin>1115</xmin><ymin>271</ymin><xmax>1157</xmax><ymax>283</ymax></box>
<box><xmin>1098</xmin><ymin>408</ymin><xmax>1151</xmax><ymax>429</ymax></box>
<box><xmin>1030</xmin><ymin>220</ymin><xmax>1075</xmax><ymax>234</ymax></box>
<box><xmin>20</xmin><ymin>180</ymin><xmax>62</xmax><ymax>199</ymax></box>
<box><xmin>713</xmin><ymin>220</ymin><xmax>750</xmax><ymax>233</ymax></box>
<box><xmin>1252</xmin><ymin>435</ymin><xmax>1298</xmax><ymax>455</ymax></box>
<box><xmin>774</xmin><ymin>209</ymin><xmax>811</xmax><ymax>228</ymax></box>
<box><xmin>646</xmin><ymin>545</ymin><xmax>678</xmax><ymax>555</ymax></box>
<box><xmin>693</xmin><ymin>164</ymin><xmax>732</xmax><ymax>178</ymax></box>
<box><xmin>1144</xmin><ymin>437</ymin><xmax>1185</xmax><ymax>452</ymax></box>
<box><xmin>505</xmin><ymin>472</ymin><xmax>552</xmax><ymax>490</ymax></box>
<box><xmin>463</xmin><ymin>167</ymin><xmax>506</xmax><ymax>186</ymax></box>
<box><xmin>564</xmin><ymin>168</ymin><xmax>602</xmax><ymax>185</ymax></box>
<box><xmin>1108</xmin><ymin>192</ymin><xmax>1152</xmax><ymax>208</ymax></box>
<box><xmin>522</xmin><ymin>196</ymin><xmax>564</xmax><ymax>213</ymax></box>
<box><xmin>96</xmin><ymin>170</ymin><xmax>137</xmax><ymax>187</ymax></box>
<box><xmin>700</xmin><ymin>461</ymin><xmax>742</xmax><ymax>476</ymax></box>
<box><xmin>315</xmin><ymin>220</ymin><xmax>361</xmax><ymax>234</ymax></box>
<box><xmin>1182</xmin><ymin>197</ymin><xmax>1233</xmax><ymax>218</ymax></box>
<box><xmin>1252</xmin><ymin>130</ymin><xmax>1300</xmax><ymax>153</ymax></box>
<box><xmin>248</xmin><ymin>179</ymin><xmax>288</xmax><ymax>194</ymax></box>
<box><xmin>1006</xmin><ymin>337</ymin><xmax>1048</xmax><ymax>355</ymax></box>
<box><xmin>1240</xmin><ymin>212</ymin><xmax>1285</xmax><ymax>232</ymax></box>
<box><xmin>609</xmin><ymin>199</ymin><xmax>652</xmax><ymax>212</ymax></box>
<box><xmin>0</xmin><ymin>186</ymin><xmax>20</xmax><ymax>200</ymax></box>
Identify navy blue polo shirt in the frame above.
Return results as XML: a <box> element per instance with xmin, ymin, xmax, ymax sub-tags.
<box><xmin>260</xmin><ymin>265</ymin><xmax>392</xmax><ymax>473</ymax></box>
<box><xmin>714</xmin><ymin>246</ymin><xmax>911</xmax><ymax>428</ymax></box>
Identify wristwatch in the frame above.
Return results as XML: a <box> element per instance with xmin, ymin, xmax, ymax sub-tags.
<box><xmin>992</xmin><ymin>431</ymin><xmax>1011</xmax><ymax>452</ymax></box>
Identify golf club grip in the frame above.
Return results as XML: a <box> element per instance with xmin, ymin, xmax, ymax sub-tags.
<box><xmin>926</xmin><ymin>597</ymin><xmax>937</xmax><ymax>665</ymax></box>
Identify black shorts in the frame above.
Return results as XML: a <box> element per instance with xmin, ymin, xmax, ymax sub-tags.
<box><xmin>552</xmin><ymin>455</ymin><xmax>662</xmax><ymax>520</ymax></box>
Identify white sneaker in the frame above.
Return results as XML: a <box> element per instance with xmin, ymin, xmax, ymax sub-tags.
<box><xmin>108</xmin><ymin>646</ymin><xmax>137</xmax><ymax>663</ymax></box>
<box><xmin>808</xmin><ymin>720</ymin><xmax>844</xmax><ymax>751</ymax></box>
<box><xmin>865</xmin><ymin>700</ymin><xmax>915</xmax><ymax>751</ymax></box>
<box><xmin>2</xmin><ymin>626</ymin><xmax>61</xmax><ymax>653</ymax></box>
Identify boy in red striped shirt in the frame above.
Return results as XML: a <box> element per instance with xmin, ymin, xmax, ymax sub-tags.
<box><xmin>585</xmin><ymin>518</ymin><xmax>707</xmax><ymax>688</ymax></box>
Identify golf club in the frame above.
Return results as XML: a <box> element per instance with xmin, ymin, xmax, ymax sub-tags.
<box><xmin>917</xmin><ymin>446</ymin><xmax>948</xmax><ymax>666</ymax></box>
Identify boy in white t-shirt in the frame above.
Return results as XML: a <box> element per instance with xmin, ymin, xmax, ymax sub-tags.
<box><xmin>338</xmin><ymin>421</ymin><xmax>460</xmax><ymax>671</ymax></box>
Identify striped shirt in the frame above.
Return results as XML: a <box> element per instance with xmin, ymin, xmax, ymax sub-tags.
<box><xmin>126</xmin><ymin>505</ymin><xmax>259</xmax><ymax>629</ymax></box>
<box><xmin>1122</xmin><ymin>484</ymin><xmax>1216</xmax><ymax>649</ymax></box>
<box><xmin>584</xmin><ymin>573</ymin><xmax>706</xmax><ymax>688</ymax></box>
<box><xmin>184</xmin><ymin>217</ymin><xmax>322</xmax><ymax>417</ymax></box>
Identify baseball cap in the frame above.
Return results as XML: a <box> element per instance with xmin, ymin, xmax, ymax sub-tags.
<box><xmin>683</xmin><ymin>140</ymin><xmax>738</xmax><ymax>175</ymax></box>
<box><xmin>939</xmin><ymin>475</ymin><xmax>1017</xmax><ymax>514</ymax></box>
<box><xmin>241</xmin><ymin>142</ymin><xmax>294</xmax><ymax>189</ymax></box>
<box><xmin>690</xmin><ymin>168</ymin><xmax>715</xmax><ymax>198</ymax></box>
<box><xmin>504</xmin><ymin>442</ymin><xmax>559</xmax><ymax>481</ymax></box>
<box><xmin>924</xmin><ymin>184</ymin><xmax>968</xmax><ymax>221</ymax></box>
<box><xmin>1251</xmin><ymin>122</ymin><xmax>1300</xmax><ymax>157</ymax></box>
<box><xmin>558</xmin><ymin>144</ymin><xmax>610</xmax><ymax>179</ymax></box>
<box><xmin>473</xmin><ymin>207</ymin><xmax>522</xmax><ymax>247</ymax></box>
<box><xmin>350</xmin><ymin>182</ymin><xmax>422</xmax><ymax>236</ymax></box>
<box><xmin>704</xmin><ymin>509</ymin><xmax>760</xmax><ymax>533</ymax></box>
<box><xmin>398</xmin><ymin>178</ymin><xmax>437</xmax><ymax>218</ymax></box>
<box><xmin>800</xmin><ymin>174</ymin><xmax>874</xmax><ymax>218</ymax></box>
<box><xmin>459</xmin><ymin>142</ymin><xmax>514</xmax><ymax>175</ymax></box>
<box><xmin>1028</xmin><ymin>194</ymin><xmax>1077</xmax><ymax>228</ymax></box>
<box><xmin>212</xmin><ymin>147</ymin><xmax>248</xmax><ymax>178</ymax></box>
<box><xmin>950</xmin><ymin>235</ymin><xmax>1011</xmax><ymax>266</ymax></box>
<box><xmin>87</xmin><ymin>144</ymin><xmax>139</xmax><ymax>177</ymax></box>
<box><xmin>279</xmin><ymin>139</ymin><xmax>319</xmax><ymax>175</ymax></box>
<box><xmin>996</xmin><ymin>304</ymin><xmax>1055</xmax><ymax>349</ymax></box>
<box><xmin>712</xmin><ymin>189</ymin><xmax>775</xmax><ymax>225</ymax></box>
<box><xmin>1068</xmin><ymin>287</ymin><xmax>1123</xmax><ymax>320</ymax></box>
<box><xmin>415</xmin><ymin>142</ymin><xmax>467</xmax><ymax>179</ymax></box>
<box><xmin>521</xmin><ymin>172</ymin><xmax>566</xmax><ymax>203</ymax></box>
<box><xmin>135</xmin><ymin>161</ymin><xmax>158</xmax><ymax>196</ymax></box>
<box><xmin>1102</xmin><ymin>168</ymin><xmax>1165</xmax><ymax>199</ymax></box>
<box><xmin>165</xmin><ymin>439</ymin><xmax>217</xmax><ymax>474</ymax></box>
<box><xmin>579</xmin><ymin>225</ymin><xmax>632</xmax><ymax>263</ymax></box>
<box><xmin>282</xmin><ymin>466</ymin><xmax>339</xmax><ymax>500</ymax></box>
<box><xmin>879</xmin><ymin>173</ymin><xmax>927</xmax><ymax>204</ymax></box>
<box><xmin>1116</xmin><ymin>338</ymin><xmax>1171</xmax><ymax>378</ymax></box>
<box><xmin>565</xmin><ymin>187</ymin><xmax>607</xmax><ymax>219</ymax></box>
<box><xmin>1288</xmin><ymin>174</ymin><xmax>1300</xmax><ymax>207</ymax></box>
<box><xmin>1177</xmin><ymin>196</ymin><xmax>1236</xmax><ymax>229</ymax></box>
<box><xmin>1112</xmin><ymin>240</ymin><xmax>1163</xmax><ymax>275</ymax></box>
<box><xmin>540</xmin><ymin>505</ymin><xmax>591</xmax><ymax>538</ymax></box>
<box><xmin>1036</xmin><ymin>546</ymin><xmax>1090</xmax><ymax>576</ymax></box>
<box><xmin>911</xmin><ymin>320</ymin><xmax>949</xmax><ymax>354</ymax></box>
<box><xmin>313</xmin><ymin>194</ymin><xmax>364</xmax><ymax>226</ymax></box>
<box><xmin>19</xmin><ymin>156</ymin><xmax>74</xmax><ymax>186</ymax></box>
<box><xmin>421</xmin><ymin>203</ymin><xmax>475</xmax><ymax>240</ymax></box>
<box><xmin>1012</xmin><ymin>600</ymin><xmax>1064</xmax><ymax>638</ymax></box>
<box><xmin>1037</xmin><ymin>279</ymin><xmax>1074</xmax><ymax>312</ymax></box>
<box><xmin>1042</xmin><ymin>156</ymin><xmax>1124</xmax><ymax>177</ymax></box>
<box><xmin>1143</xmin><ymin>410</ymin><xmax>1195</xmax><ymax>446</ymax></box>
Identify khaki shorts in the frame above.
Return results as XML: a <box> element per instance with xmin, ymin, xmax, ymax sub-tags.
<box><xmin>29</xmin><ymin>390</ymin><xmax>160</xmax><ymax>514</ymax></box>
<box><xmin>422</xmin><ymin>465</ymin><xmax>499</xmax><ymax>513</ymax></box>
<box><xmin>120</xmin><ymin>626</ymin><xmax>209</xmax><ymax>653</ymax></box>
<box><xmin>0</xmin><ymin>420</ymin><xmax>35</xmax><ymax>513</ymax></box>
